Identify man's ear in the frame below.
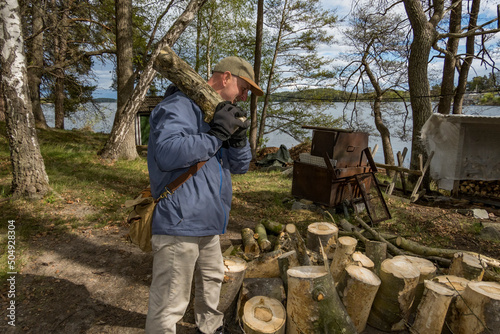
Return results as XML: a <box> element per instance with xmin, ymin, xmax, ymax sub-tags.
<box><xmin>222</xmin><ymin>71</ymin><xmax>232</xmax><ymax>86</ymax></box>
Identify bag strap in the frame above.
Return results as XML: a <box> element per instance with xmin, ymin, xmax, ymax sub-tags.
<box><xmin>156</xmin><ymin>160</ymin><xmax>207</xmax><ymax>202</ymax></box>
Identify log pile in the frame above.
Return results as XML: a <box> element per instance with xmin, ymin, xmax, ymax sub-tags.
<box><xmin>459</xmin><ymin>180</ymin><xmax>500</xmax><ymax>200</ymax></box>
<box><xmin>222</xmin><ymin>217</ymin><xmax>500</xmax><ymax>334</ymax></box>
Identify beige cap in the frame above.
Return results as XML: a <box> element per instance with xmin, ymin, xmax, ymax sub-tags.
<box><xmin>213</xmin><ymin>56</ymin><xmax>264</xmax><ymax>96</ymax></box>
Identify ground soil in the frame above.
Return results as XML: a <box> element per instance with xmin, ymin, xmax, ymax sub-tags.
<box><xmin>2</xmin><ymin>150</ymin><xmax>500</xmax><ymax>333</ymax></box>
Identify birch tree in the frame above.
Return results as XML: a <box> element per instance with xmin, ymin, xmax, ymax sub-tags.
<box><xmin>1</xmin><ymin>0</ymin><xmax>51</xmax><ymax>199</ymax></box>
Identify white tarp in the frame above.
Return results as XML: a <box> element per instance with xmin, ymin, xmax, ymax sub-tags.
<box><xmin>421</xmin><ymin>113</ymin><xmax>500</xmax><ymax>190</ymax></box>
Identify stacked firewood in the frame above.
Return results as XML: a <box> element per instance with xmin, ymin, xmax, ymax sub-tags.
<box><xmin>217</xmin><ymin>217</ymin><xmax>500</xmax><ymax>334</ymax></box>
<box><xmin>459</xmin><ymin>180</ymin><xmax>500</xmax><ymax>199</ymax></box>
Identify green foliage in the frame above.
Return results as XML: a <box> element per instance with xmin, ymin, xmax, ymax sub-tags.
<box><xmin>479</xmin><ymin>92</ymin><xmax>500</xmax><ymax>105</ymax></box>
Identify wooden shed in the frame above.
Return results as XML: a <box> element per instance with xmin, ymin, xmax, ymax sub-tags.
<box><xmin>135</xmin><ymin>96</ymin><xmax>164</xmax><ymax>146</ymax></box>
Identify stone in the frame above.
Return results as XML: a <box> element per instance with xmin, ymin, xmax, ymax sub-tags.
<box><xmin>472</xmin><ymin>209</ymin><xmax>489</xmax><ymax>220</ymax></box>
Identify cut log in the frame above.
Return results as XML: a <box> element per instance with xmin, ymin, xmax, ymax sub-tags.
<box><xmin>448</xmin><ymin>252</ymin><xmax>485</xmax><ymax>281</ymax></box>
<box><xmin>256</xmin><ymin>223</ymin><xmax>272</xmax><ymax>252</ymax></box>
<box><xmin>262</xmin><ymin>220</ymin><xmax>285</xmax><ymax>235</ymax></box>
<box><xmin>245</xmin><ymin>250</ymin><xmax>283</xmax><ymax>279</ymax></box>
<box><xmin>242</xmin><ymin>296</ymin><xmax>286</xmax><ymax>334</ymax></box>
<box><xmin>447</xmin><ymin>281</ymin><xmax>500</xmax><ymax>334</ymax></box>
<box><xmin>354</xmin><ymin>216</ymin><xmax>404</xmax><ymax>256</ymax></box>
<box><xmin>393</xmin><ymin>255</ymin><xmax>437</xmax><ymax>312</ymax></box>
<box><xmin>154</xmin><ymin>45</ymin><xmax>222</xmax><ymax>122</ymax></box>
<box><xmin>330</xmin><ymin>236</ymin><xmax>358</xmax><ymax>284</ymax></box>
<box><xmin>338</xmin><ymin>265</ymin><xmax>381</xmax><ymax>333</ymax></box>
<box><xmin>306</xmin><ymin>222</ymin><xmax>338</xmax><ymax>257</ymax></box>
<box><xmin>286</xmin><ymin>266</ymin><xmax>357</xmax><ymax>334</ymax></box>
<box><xmin>219</xmin><ymin>256</ymin><xmax>247</xmax><ymax>321</ymax></box>
<box><xmin>434</xmin><ymin>275</ymin><xmax>471</xmax><ymax>334</ymax></box>
<box><xmin>365</xmin><ymin>240</ymin><xmax>387</xmax><ymax>275</ymax></box>
<box><xmin>351</xmin><ymin>251</ymin><xmax>375</xmax><ymax>271</ymax></box>
<box><xmin>367</xmin><ymin>257</ymin><xmax>420</xmax><ymax>332</ymax></box>
<box><xmin>410</xmin><ymin>280</ymin><xmax>455</xmax><ymax>334</ymax></box>
<box><xmin>285</xmin><ymin>224</ymin><xmax>311</xmax><ymax>266</ymax></box>
<box><xmin>237</xmin><ymin>278</ymin><xmax>286</xmax><ymax>323</ymax></box>
<box><xmin>242</xmin><ymin>227</ymin><xmax>260</xmax><ymax>256</ymax></box>
<box><xmin>339</xmin><ymin>218</ymin><xmax>361</xmax><ymax>233</ymax></box>
<box><xmin>277</xmin><ymin>250</ymin><xmax>299</xmax><ymax>292</ymax></box>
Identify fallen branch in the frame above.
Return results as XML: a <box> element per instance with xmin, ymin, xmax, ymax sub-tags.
<box><xmin>354</xmin><ymin>216</ymin><xmax>404</xmax><ymax>256</ymax></box>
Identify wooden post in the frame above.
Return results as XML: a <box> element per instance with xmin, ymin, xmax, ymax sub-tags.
<box><xmin>306</xmin><ymin>222</ymin><xmax>338</xmax><ymax>258</ymax></box>
<box><xmin>410</xmin><ymin>280</ymin><xmax>455</xmax><ymax>334</ymax></box>
<box><xmin>447</xmin><ymin>281</ymin><xmax>500</xmax><ymax>334</ymax></box>
<box><xmin>338</xmin><ymin>265</ymin><xmax>381</xmax><ymax>333</ymax></box>
<box><xmin>365</xmin><ymin>240</ymin><xmax>387</xmax><ymax>275</ymax></box>
<box><xmin>286</xmin><ymin>266</ymin><xmax>357</xmax><ymax>334</ymax></box>
<box><xmin>367</xmin><ymin>257</ymin><xmax>420</xmax><ymax>332</ymax></box>
<box><xmin>329</xmin><ymin>236</ymin><xmax>357</xmax><ymax>284</ymax></box>
<box><xmin>219</xmin><ymin>256</ymin><xmax>247</xmax><ymax>320</ymax></box>
<box><xmin>242</xmin><ymin>296</ymin><xmax>286</xmax><ymax>334</ymax></box>
<box><xmin>448</xmin><ymin>252</ymin><xmax>485</xmax><ymax>281</ymax></box>
<box><xmin>285</xmin><ymin>224</ymin><xmax>311</xmax><ymax>266</ymax></box>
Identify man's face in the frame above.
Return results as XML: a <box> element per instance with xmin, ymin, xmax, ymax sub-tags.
<box><xmin>221</xmin><ymin>75</ymin><xmax>251</xmax><ymax>103</ymax></box>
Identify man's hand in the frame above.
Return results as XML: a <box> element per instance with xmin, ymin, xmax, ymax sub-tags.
<box><xmin>208</xmin><ymin>101</ymin><xmax>247</xmax><ymax>142</ymax></box>
<box><xmin>228</xmin><ymin>119</ymin><xmax>250</xmax><ymax>148</ymax></box>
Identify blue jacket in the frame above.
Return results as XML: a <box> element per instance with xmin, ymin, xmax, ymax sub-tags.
<box><xmin>147</xmin><ymin>89</ymin><xmax>252</xmax><ymax>236</ymax></box>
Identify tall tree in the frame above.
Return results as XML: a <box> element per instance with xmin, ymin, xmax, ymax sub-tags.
<box><xmin>1</xmin><ymin>0</ymin><xmax>51</xmax><ymax>199</ymax></box>
<box><xmin>342</xmin><ymin>7</ymin><xmax>410</xmax><ymax>172</ymax></box>
<box><xmin>99</xmin><ymin>0</ymin><xmax>208</xmax><ymax>161</ymax></box>
<box><xmin>114</xmin><ymin>0</ymin><xmax>137</xmax><ymax>160</ymax></box>
<box><xmin>255</xmin><ymin>0</ymin><xmax>337</xmax><ymax>150</ymax></box>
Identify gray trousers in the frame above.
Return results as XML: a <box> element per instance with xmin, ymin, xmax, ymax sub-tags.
<box><xmin>145</xmin><ymin>235</ymin><xmax>224</xmax><ymax>334</ymax></box>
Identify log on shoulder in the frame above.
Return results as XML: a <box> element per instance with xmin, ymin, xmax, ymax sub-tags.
<box><xmin>287</xmin><ymin>266</ymin><xmax>357</xmax><ymax>334</ymax></box>
<box><xmin>154</xmin><ymin>45</ymin><xmax>223</xmax><ymax>123</ymax></box>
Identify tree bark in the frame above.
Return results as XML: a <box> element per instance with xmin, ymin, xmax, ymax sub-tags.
<box><xmin>330</xmin><ymin>236</ymin><xmax>357</xmax><ymax>284</ymax></box>
<box><xmin>411</xmin><ymin>280</ymin><xmax>455</xmax><ymax>334</ymax></box>
<box><xmin>249</xmin><ymin>0</ymin><xmax>263</xmax><ymax>158</ymax></box>
<box><xmin>338</xmin><ymin>265</ymin><xmax>381</xmax><ymax>333</ymax></box>
<box><xmin>1</xmin><ymin>0</ymin><xmax>51</xmax><ymax>199</ymax></box>
<box><xmin>219</xmin><ymin>256</ymin><xmax>247</xmax><ymax>320</ymax></box>
<box><xmin>242</xmin><ymin>296</ymin><xmax>286</xmax><ymax>334</ymax></box>
<box><xmin>452</xmin><ymin>0</ymin><xmax>480</xmax><ymax>115</ymax></box>
<box><xmin>447</xmin><ymin>281</ymin><xmax>500</xmax><ymax>334</ymax></box>
<box><xmin>27</xmin><ymin>0</ymin><xmax>48</xmax><ymax>129</ymax></box>
<box><xmin>255</xmin><ymin>222</ymin><xmax>272</xmax><ymax>252</ymax></box>
<box><xmin>403</xmin><ymin>0</ymin><xmax>444</xmax><ymax>186</ymax></box>
<box><xmin>114</xmin><ymin>0</ymin><xmax>138</xmax><ymax>160</ymax></box>
<box><xmin>99</xmin><ymin>0</ymin><xmax>208</xmax><ymax>160</ymax></box>
<box><xmin>367</xmin><ymin>257</ymin><xmax>420</xmax><ymax>331</ymax></box>
<box><xmin>437</xmin><ymin>0</ymin><xmax>461</xmax><ymax>115</ymax></box>
<box><xmin>365</xmin><ymin>240</ymin><xmax>387</xmax><ymax>276</ymax></box>
<box><xmin>286</xmin><ymin>266</ymin><xmax>357</xmax><ymax>334</ymax></box>
<box><xmin>277</xmin><ymin>250</ymin><xmax>299</xmax><ymax>292</ymax></box>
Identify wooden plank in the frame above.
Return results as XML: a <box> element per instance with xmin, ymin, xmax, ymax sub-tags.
<box><xmin>375</xmin><ymin>163</ymin><xmax>423</xmax><ymax>176</ymax></box>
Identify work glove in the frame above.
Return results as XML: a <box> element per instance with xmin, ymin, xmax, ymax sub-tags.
<box><xmin>208</xmin><ymin>101</ymin><xmax>247</xmax><ymax>142</ymax></box>
<box><xmin>228</xmin><ymin>119</ymin><xmax>251</xmax><ymax>148</ymax></box>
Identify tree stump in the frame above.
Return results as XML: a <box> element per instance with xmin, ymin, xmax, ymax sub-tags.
<box><xmin>242</xmin><ymin>296</ymin><xmax>286</xmax><ymax>334</ymax></box>
<box><xmin>352</xmin><ymin>251</ymin><xmax>375</xmax><ymax>271</ymax></box>
<box><xmin>410</xmin><ymin>280</ymin><xmax>455</xmax><ymax>334</ymax></box>
<box><xmin>365</xmin><ymin>240</ymin><xmax>387</xmax><ymax>275</ymax></box>
<box><xmin>330</xmin><ymin>236</ymin><xmax>357</xmax><ymax>284</ymax></box>
<box><xmin>277</xmin><ymin>250</ymin><xmax>300</xmax><ymax>292</ymax></box>
<box><xmin>367</xmin><ymin>257</ymin><xmax>420</xmax><ymax>332</ymax></box>
<box><xmin>285</xmin><ymin>224</ymin><xmax>311</xmax><ymax>266</ymax></box>
<box><xmin>447</xmin><ymin>281</ymin><xmax>500</xmax><ymax>334</ymax></box>
<box><xmin>245</xmin><ymin>250</ymin><xmax>283</xmax><ymax>278</ymax></box>
<box><xmin>219</xmin><ymin>256</ymin><xmax>248</xmax><ymax>321</ymax></box>
<box><xmin>242</xmin><ymin>227</ymin><xmax>260</xmax><ymax>256</ymax></box>
<box><xmin>434</xmin><ymin>275</ymin><xmax>470</xmax><ymax>334</ymax></box>
<box><xmin>338</xmin><ymin>265</ymin><xmax>381</xmax><ymax>333</ymax></box>
<box><xmin>448</xmin><ymin>252</ymin><xmax>485</xmax><ymax>281</ymax></box>
<box><xmin>286</xmin><ymin>266</ymin><xmax>357</xmax><ymax>334</ymax></box>
<box><xmin>237</xmin><ymin>278</ymin><xmax>286</xmax><ymax>324</ymax></box>
<box><xmin>306</xmin><ymin>222</ymin><xmax>338</xmax><ymax>257</ymax></box>
<box><xmin>393</xmin><ymin>255</ymin><xmax>437</xmax><ymax>312</ymax></box>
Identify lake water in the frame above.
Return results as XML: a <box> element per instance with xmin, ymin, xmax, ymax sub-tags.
<box><xmin>42</xmin><ymin>102</ymin><xmax>500</xmax><ymax>166</ymax></box>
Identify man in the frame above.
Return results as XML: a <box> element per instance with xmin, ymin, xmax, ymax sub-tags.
<box><xmin>145</xmin><ymin>56</ymin><xmax>263</xmax><ymax>334</ymax></box>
